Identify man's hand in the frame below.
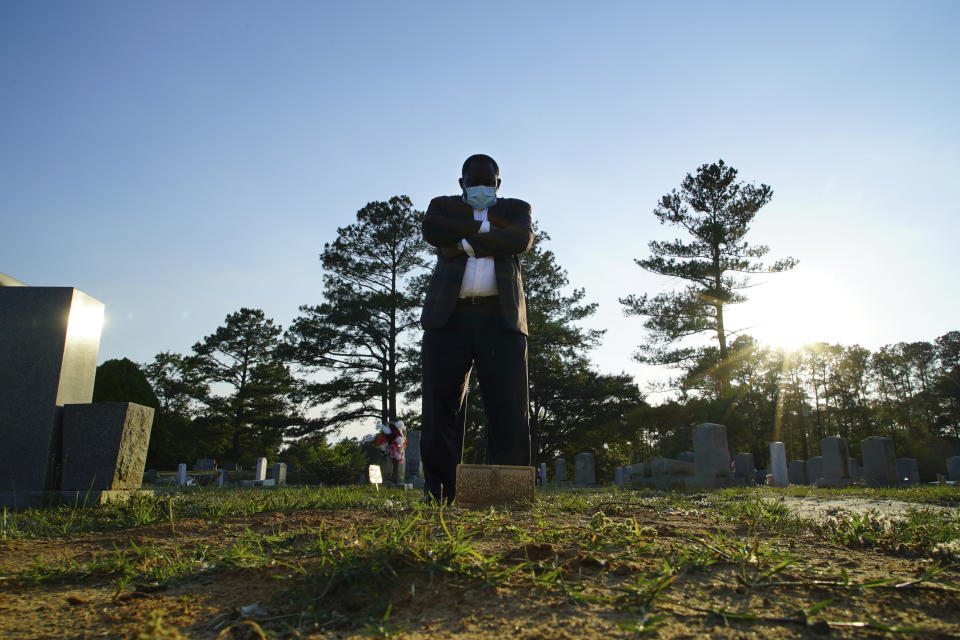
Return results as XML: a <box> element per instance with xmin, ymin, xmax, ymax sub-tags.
<box><xmin>442</xmin><ymin>243</ymin><xmax>464</xmax><ymax>258</ymax></box>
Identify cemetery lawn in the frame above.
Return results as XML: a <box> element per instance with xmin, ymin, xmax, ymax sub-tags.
<box><xmin>1</xmin><ymin>487</ymin><xmax>959</xmax><ymax>639</ymax></box>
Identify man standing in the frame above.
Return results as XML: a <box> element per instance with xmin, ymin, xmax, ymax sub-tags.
<box><xmin>420</xmin><ymin>154</ymin><xmax>534</xmax><ymax>502</ymax></box>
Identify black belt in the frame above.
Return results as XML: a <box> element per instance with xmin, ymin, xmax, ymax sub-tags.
<box><xmin>456</xmin><ymin>295</ymin><xmax>499</xmax><ymax>306</ymax></box>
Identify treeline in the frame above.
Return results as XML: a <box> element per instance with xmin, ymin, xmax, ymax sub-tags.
<box><xmin>620</xmin><ymin>334</ymin><xmax>960</xmax><ymax>481</ymax></box>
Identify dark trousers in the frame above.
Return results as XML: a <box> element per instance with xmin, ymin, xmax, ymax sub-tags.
<box><xmin>421</xmin><ymin>299</ymin><xmax>530</xmax><ymax>501</ymax></box>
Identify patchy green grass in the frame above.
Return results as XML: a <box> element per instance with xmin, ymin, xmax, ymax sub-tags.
<box><xmin>3</xmin><ymin>485</ymin><xmax>960</xmax><ymax>639</ymax></box>
<box><xmin>0</xmin><ymin>485</ymin><xmax>424</xmax><ymax>539</ymax></box>
<box><xmin>716</xmin><ymin>483</ymin><xmax>960</xmax><ymax>506</ymax></box>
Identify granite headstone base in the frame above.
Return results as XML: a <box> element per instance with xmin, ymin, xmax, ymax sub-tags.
<box><xmin>455</xmin><ymin>464</ymin><xmax>535</xmax><ymax>508</ymax></box>
<box><xmin>61</xmin><ymin>402</ymin><xmax>154</xmax><ymax>491</ymax></box>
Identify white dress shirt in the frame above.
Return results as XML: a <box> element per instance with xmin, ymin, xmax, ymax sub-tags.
<box><xmin>458</xmin><ymin>208</ymin><xmax>498</xmax><ymax>297</ymax></box>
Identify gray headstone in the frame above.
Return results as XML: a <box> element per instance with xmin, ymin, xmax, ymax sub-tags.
<box><xmin>946</xmin><ymin>456</ymin><xmax>960</xmax><ymax>482</ymax></box>
<box><xmin>574</xmin><ymin>452</ymin><xmax>595</xmax><ymax>486</ymax></box>
<box><xmin>733</xmin><ymin>452</ymin><xmax>755</xmax><ymax>485</ymax></box>
<box><xmin>806</xmin><ymin>456</ymin><xmax>824</xmax><ymax>486</ymax></box>
<box><xmin>651</xmin><ymin>458</ymin><xmax>695</xmax><ymax>476</ymax></box>
<box><xmin>540</xmin><ymin>462</ymin><xmax>547</xmax><ymax>484</ymax></box>
<box><xmin>677</xmin><ymin>451</ymin><xmax>695</xmax><ymax>462</ymax></box>
<box><xmin>555</xmin><ymin>458</ymin><xmax>567</xmax><ymax>483</ymax></box>
<box><xmin>404</xmin><ymin>431</ymin><xmax>422</xmax><ymax>483</ymax></box>
<box><xmin>692</xmin><ymin>423</ymin><xmax>731</xmax><ymax>480</ymax></box>
<box><xmin>255</xmin><ymin>457</ymin><xmax>267</xmax><ymax>481</ymax></box>
<box><xmin>821</xmin><ymin>436</ymin><xmax>850</xmax><ymax>482</ymax></box>
<box><xmin>896</xmin><ymin>458</ymin><xmax>919</xmax><ymax>486</ymax></box>
<box><xmin>61</xmin><ymin>402</ymin><xmax>154</xmax><ymax>491</ymax></box>
<box><xmin>623</xmin><ymin>464</ymin><xmax>633</xmax><ymax>485</ymax></box>
<box><xmin>216</xmin><ymin>469</ymin><xmax>228</xmax><ymax>487</ymax></box>
<box><xmin>769</xmin><ymin>442</ymin><xmax>788</xmax><ymax>487</ymax></box>
<box><xmin>177</xmin><ymin>463</ymin><xmax>187</xmax><ymax>486</ymax></box>
<box><xmin>272</xmin><ymin>462</ymin><xmax>287</xmax><ymax>486</ymax></box>
<box><xmin>0</xmin><ymin>287</ymin><xmax>104</xmax><ymax>500</ymax></box>
<box><xmin>143</xmin><ymin>469</ymin><xmax>159</xmax><ymax>484</ymax></box>
<box><xmin>193</xmin><ymin>458</ymin><xmax>216</xmax><ymax>471</ymax></box>
<box><xmin>848</xmin><ymin>457</ymin><xmax>862</xmax><ymax>481</ymax></box>
<box><xmin>614</xmin><ymin>466</ymin><xmax>624</xmax><ymax>486</ymax></box>
<box><xmin>861</xmin><ymin>436</ymin><xmax>898</xmax><ymax>487</ymax></box>
<box><xmin>630</xmin><ymin>462</ymin><xmax>650</xmax><ymax>478</ymax></box>
<box><xmin>788</xmin><ymin>460</ymin><xmax>807</xmax><ymax>485</ymax></box>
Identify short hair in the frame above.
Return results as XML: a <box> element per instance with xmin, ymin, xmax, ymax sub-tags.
<box><xmin>462</xmin><ymin>154</ymin><xmax>499</xmax><ymax>177</ymax></box>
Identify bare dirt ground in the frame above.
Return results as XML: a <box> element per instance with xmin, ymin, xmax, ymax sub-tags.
<box><xmin>1</xmin><ymin>499</ymin><xmax>959</xmax><ymax>639</ymax></box>
<box><xmin>776</xmin><ymin>495</ymin><xmax>957</xmax><ymax>521</ymax></box>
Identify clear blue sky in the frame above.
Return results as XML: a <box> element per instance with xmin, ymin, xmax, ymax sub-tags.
<box><xmin>3</xmin><ymin>1</ymin><xmax>958</xmax><ymax>434</ymax></box>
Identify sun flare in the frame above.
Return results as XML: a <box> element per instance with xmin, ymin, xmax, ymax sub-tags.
<box><xmin>731</xmin><ymin>268</ymin><xmax>865</xmax><ymax>351</ymax></box>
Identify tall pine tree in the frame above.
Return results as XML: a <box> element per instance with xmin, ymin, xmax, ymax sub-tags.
<box><xmin>191</xmin><ymin>308</ymin><xmax>297</xmax><ymax>465</ymax></box>
<box><xmin>620</xmin><ymin>160</ymin><xmax>796</xmax><ymax>397</ymax></box>
<box><xmin>284</xmin><ymin>195</ymin><xmax>430</xmax><ymax>434</ymax></box>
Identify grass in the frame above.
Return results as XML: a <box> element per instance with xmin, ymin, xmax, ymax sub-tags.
<box><xmin>3</xmin><ymin>484</ymin><xmax>960</xmax><ymax>638</ymax></box>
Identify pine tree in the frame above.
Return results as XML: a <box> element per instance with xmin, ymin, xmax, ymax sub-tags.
<box><xmin>620</xmin><ymin>160</ymin><xmax>796</xmax><ymax>397</ymax></box>
<box><xmin>284</xmin><ymin>195</ymin><xmax>430</xmax><ymax>434</ymax></box>
<box><xmin>191</xmin><ymin>308</ymin><xmax>297</xmax><ymax>465</ymax></box>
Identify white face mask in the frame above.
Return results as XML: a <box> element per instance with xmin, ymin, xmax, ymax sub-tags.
<box><xmin>463</xmin><ymin>185</ymin><xmax>497</xmax><ymax>210</ymax></box>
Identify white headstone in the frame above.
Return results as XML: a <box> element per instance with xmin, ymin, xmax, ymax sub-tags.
<box><xmin>216</xmin><ymin>469</ymin><xmax>227</xmax><ymax>487</ymax></box>
<box><xmin>255</xmin><ymin>457</ymin><xmax>267</xmax><ymax>481</ymax></box>
<box><xmin>177</xmin><ymin>463</ymin><xmax>187</xmax><ymax>486</ymax></box>
<box><xmin>769</xmin><ymin>442</ymin><xmax>788</xmax><ymax>487</ymax></box>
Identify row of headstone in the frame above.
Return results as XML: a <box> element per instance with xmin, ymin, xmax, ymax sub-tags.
<box><xmin>767</xmin><ymin>435</ymin><xmax>958</xmax><ymax>487</ymax></box>
<box><xmin>173</xmin><ymin>457</ymin><xmax>287</xmax><ymax>488</ymax></box>
<box><xmin>553</xmin><ymin>433</ymin><xmax>960</xmax><ymax>492</ymax></box>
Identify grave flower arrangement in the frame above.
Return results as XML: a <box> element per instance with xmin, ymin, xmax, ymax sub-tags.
<box><xmin>374</xmin><ymin>420</ymin><xmax>406</xmax><ymax>463</ymax></box>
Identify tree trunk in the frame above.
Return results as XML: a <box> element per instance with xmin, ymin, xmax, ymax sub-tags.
<box><xmin>715</xmin><ymin>301</ymin><xmax>728</xmax><ymax>398</ymax></box>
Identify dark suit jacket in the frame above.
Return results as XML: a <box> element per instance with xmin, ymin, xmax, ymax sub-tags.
<box><xmin>420</xmin><ymin>195</ymin><xmax>534</xmax><ymax>335</ymax></box>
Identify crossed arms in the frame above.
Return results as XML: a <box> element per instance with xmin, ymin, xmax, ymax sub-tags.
<box><xmin>422</xmin><ymin>196</ymin><xmax>534</xmax><ymax>259</ymax></box>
